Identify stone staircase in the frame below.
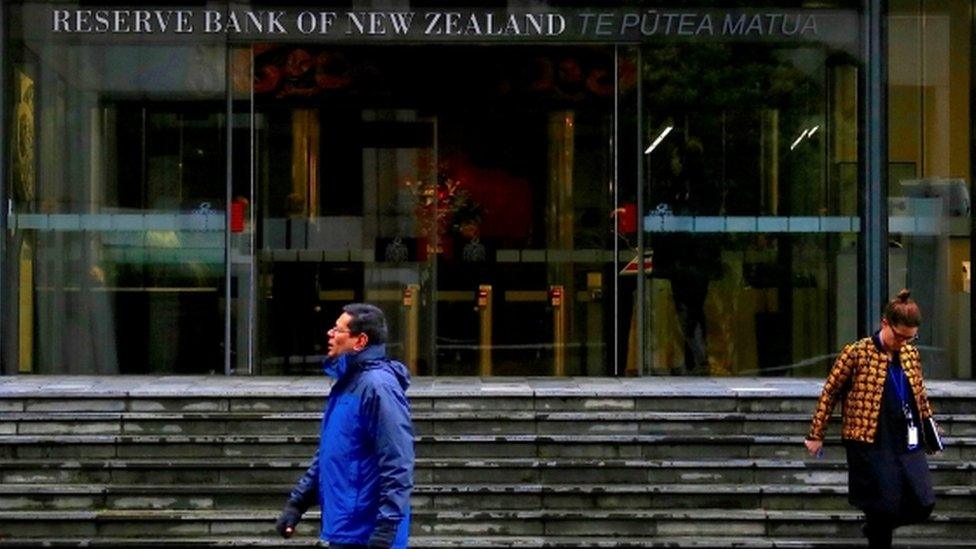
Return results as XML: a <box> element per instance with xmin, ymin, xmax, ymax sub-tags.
<box><xmin>1</xmin><ymin>376</ymin><xmax>975</xmax><ymax>547</ymax></box>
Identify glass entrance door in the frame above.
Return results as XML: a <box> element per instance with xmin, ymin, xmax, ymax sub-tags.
<box><xmin>252</xmin><ymin>99</ymin><xmax>439</xmax><ymax>375</ymax></box>
<box><xmin>242</xmin><ymin>44</ymin><xmax>616</xmax><ymax>376</ymax></box>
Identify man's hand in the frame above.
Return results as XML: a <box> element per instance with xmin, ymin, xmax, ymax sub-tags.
<box><xmin>275</xmin><ymin>502</ymin><xmax>304</xmax><ymax>538</ymax></box>
<box><xmin>367</xmin><ymin>521</ymin><xmax>397</xmax><ymax>549</ymax></box>
<box><xmin>804</xmin><ymin>438</ymin><xmax>824</xmax><ymax>458</ymax></box>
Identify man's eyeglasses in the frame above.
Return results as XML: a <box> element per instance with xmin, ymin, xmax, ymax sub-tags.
<box><xmin>328</xmin><ymin>326</ymin><xmax>354</xmax><ymax>335</ymax></box>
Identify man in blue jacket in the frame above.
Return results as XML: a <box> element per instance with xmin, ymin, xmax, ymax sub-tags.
<box><xmin>276</xmin><ymin>303</ymin><xmax>414</xmax><ymax>548</ymax></box>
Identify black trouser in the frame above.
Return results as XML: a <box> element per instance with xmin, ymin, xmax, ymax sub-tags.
<box><xmin>864</xmin><ymin>503</ymin><xmax>934</xmax><ymax>549</ymax></box>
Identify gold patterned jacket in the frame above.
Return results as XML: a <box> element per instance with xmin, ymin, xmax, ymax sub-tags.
<box><xmin>807</xmin><ymin>336</ymin><xmax>934</xmax><ymax>443</ymax></box>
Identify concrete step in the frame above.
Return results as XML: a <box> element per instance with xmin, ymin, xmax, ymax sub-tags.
<box><xmin>0</xmin><ymin>411</ymin><xmax>841</xmax><ymax>436</ymax></box>
<box><xmin>0</xmin><ymin>410</ymin><xmax>826</xmax><ymax>437</ymax></box>
<box><xmin>5</xmin><ymin>410</ymin><xmax>976</xmax><ymax>436</ymax></box>
<box><xmin>8</xmin><ymin>411</ymin><xmax>976</xmax><ymax>438</ymax></box>
<box><xmin>2</xmin><ymin>483</ymin><xmax>974</xmax><ymax>512</ymax></box>
<box><xmin>0</xmin><ymin>396</ymin><xmax>825</xmax><ymax>415</ymax></box>
<box><xmin>1</xmin><ymin>509</ymin><xmax>973</xmax><ymax>539</ymax></box>
<box><xmin>3</xmin><ymin>457</ymin><xmax>975</xmax><ymax>486</ymax></box>
<box><xmin>2</xmin><ymin>536</ymin><xmax>976</xmax><ymax>548</ymax></box>
<box><xmin>4</xmin><ymin>392</ymin><xmax>972</xmax><ymax>415</ymax></box>
<box><xmin>5</xmin><ymin>434</ymin><xmax>974</xmax><ymax>460</ymax></box>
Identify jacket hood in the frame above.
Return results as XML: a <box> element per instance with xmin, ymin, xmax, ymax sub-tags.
<box><xmin>323</xmin><ymin>344</ymin><xmax>411</xmax><ymax>390</ymax></box>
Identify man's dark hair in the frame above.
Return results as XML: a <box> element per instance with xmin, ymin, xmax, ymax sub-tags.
<box><xmin>342</xmin><ymin>303</ymin><xmax>388</xmax><ymax>345</ymax></box>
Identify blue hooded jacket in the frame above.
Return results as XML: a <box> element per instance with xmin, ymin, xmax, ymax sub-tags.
<box><xmin>288</xmin><ymin>344</ymin><xmax>414</xmax><ymax>548</ymax></box>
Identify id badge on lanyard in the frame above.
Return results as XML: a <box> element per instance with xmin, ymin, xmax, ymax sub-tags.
<box><xmin>904</xmin><ymin>402</ymin><xmax>918</xmax><ymax>449</ymax></box>
<box><xmin>891</xmin><ymin>363</ymin><xmax>917</xmax><ymax>450</ymax></box>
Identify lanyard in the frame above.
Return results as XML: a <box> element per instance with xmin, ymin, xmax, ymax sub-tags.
<box><xmin>888</xmin><ymin>362</ymin><xmax>914</xmax><ymax>423</ymax></box>
<box><xmin>886</xmin><ymin>350</ymin><xmax>919</xmax><ymax>450</ymax></box>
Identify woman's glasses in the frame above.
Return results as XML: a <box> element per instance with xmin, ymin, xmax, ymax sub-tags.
<box><xmin>890</xmin><ymin>328</ymin><xmax>919</xmax><ymax>343</ymax></box>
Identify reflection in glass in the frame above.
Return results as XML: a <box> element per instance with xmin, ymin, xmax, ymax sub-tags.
<box><xmin>3</xmin><ymin>38</ymin><xmax>227</xmax><ymax>374</ymax></box>
<box><xmin>888</xmin><ymin>0</ymin><xmax>972</xmax><ymax>379</ymax></box>
<box><xmin>634</xmin><ymin>42</ymin><xmax>860</xmax><ymax>376</ymax></box>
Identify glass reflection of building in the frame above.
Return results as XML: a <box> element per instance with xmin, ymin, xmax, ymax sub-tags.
<box><xmin>1</xmin><ymin>1</ymin><xmax>972</xmax><ymax>379</ymax></box>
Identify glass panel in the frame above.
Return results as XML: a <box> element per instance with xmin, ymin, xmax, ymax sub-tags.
<box><xmin>230</xmin><ymin>45</ymin><xmax>256</xmax><ymax>375</ymax></box>
<box><xmin>637</xmin><ymin>38</ymin><xmax>861</xmax><ymax>376</ymax></box>
<box><xmin>614</xmin><ymin>45</ymin><xmax>642</xmax><ymax>376</ymax></box>
<box><xmin>888</xmin><ymin>0</ymin><xmax>972</xmax><ymax>379</ymax></box>
<box><xmin>432</xmin><ymin>47</ymin><xmax>613</xmax><ymax>376</ymax></box>
<box><xmin>251</xmin><ymin>44</ymin><xmax>613</xmax><ymax>375</ymax></box>
<box><xmin>3</xmin><ymin>1</ymin><xmax>879</xmax><ymax>378</ymax></box>
<box><xmin>251</xmin><ymin>44</ymin><xmax>440</xmax><ymax>375</ymax></box>
<box><xmin>3</xmin><ymin>4</ymin><xmax>228</xmax><ymax>374</ymax></box>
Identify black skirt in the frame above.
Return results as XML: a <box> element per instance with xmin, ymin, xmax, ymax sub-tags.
<box><xmin>845</xmin><ymin>440</ymin><xmax>933</xmax><ymax>515</ymax></box>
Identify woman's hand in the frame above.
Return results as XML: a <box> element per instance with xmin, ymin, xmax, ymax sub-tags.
<box><xmin>804</xmin><ymin>438</ymin><xmax>824</xmax><ymax>458</ymax></box>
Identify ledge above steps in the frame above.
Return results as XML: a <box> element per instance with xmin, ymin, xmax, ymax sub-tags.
<box><xmin>3</xmin><ymin>376</ymin><xmax>976</xmax><ymax>399</ymax></box>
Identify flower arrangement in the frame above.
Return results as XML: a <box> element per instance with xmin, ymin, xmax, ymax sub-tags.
<box><xmin>401</xmin><ymin>176</ymin><xmax>482</xmax><ymax>255</ymax></box>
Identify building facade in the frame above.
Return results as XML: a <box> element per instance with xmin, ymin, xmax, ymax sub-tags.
<box><xmin>1</xmin><ymin>1</ymin><xmax>972</xmax><ymax>378</ymax></box>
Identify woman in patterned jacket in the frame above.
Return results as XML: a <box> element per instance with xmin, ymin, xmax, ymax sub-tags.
<box><xmin>804</xmin><ymin>289</ymin><xmax>937</xmax><ymax>549</ymax></box>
